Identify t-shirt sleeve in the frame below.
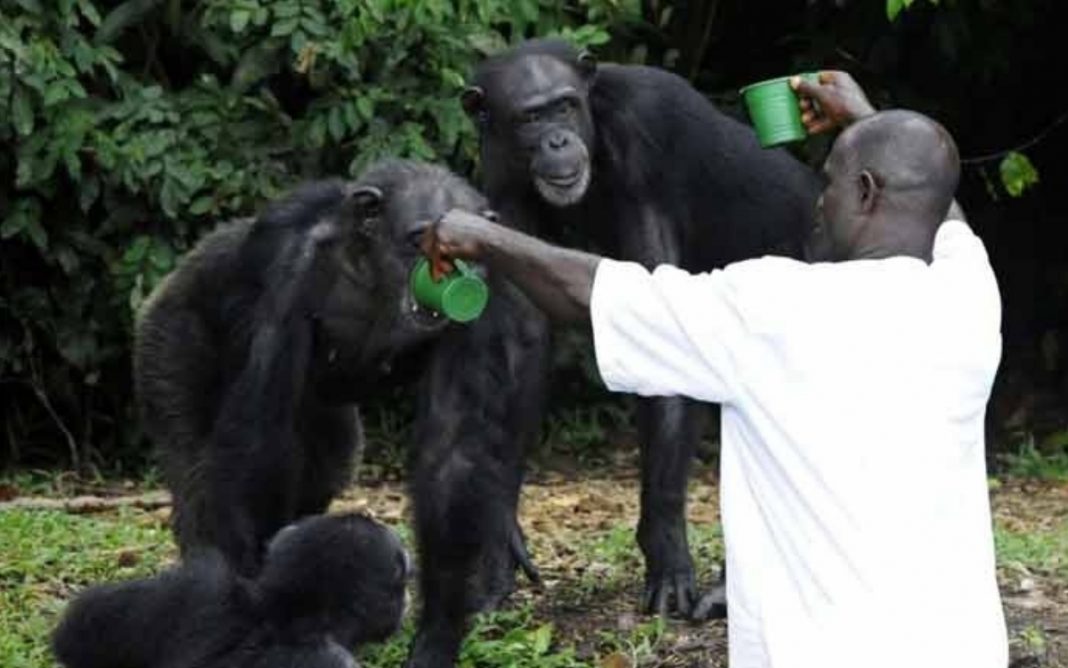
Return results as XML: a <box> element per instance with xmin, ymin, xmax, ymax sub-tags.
<box><xmin>589</xmin><ymin>258</ymin><xmax>748</xmax><ymax>404</ymax></box>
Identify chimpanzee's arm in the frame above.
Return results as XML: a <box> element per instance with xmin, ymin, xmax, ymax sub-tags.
<box><xmin>205</xmin><ymin>221</ymin><xmax>342</xmax><ymax>570</ymax></box>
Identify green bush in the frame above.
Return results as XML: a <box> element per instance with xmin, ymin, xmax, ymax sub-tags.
<box><xmin>0</xmin><ymin>0</ymin><xmax>639</xmax><ymax>469</ymax></box>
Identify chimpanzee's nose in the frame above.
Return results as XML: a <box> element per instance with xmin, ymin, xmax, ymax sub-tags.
<box><xmin>546</xmin><ymin>132</ymin><xmax>570</xmax><ymax>150</ymax></box>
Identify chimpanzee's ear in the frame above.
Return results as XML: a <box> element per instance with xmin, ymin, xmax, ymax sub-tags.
<box><xmin>461</xmin><ymin>86</ymin><xmax>486</xmax><ymax>118</ymax></box>
<box><xmin>348</xmin><ymin>185</ymin><xmax>383</xmax><ymax>228</ymax></box>
<box><xmin>577</xmin><ymin>51</ymin><xmax>597</xmax><ymax>78</ymax></box>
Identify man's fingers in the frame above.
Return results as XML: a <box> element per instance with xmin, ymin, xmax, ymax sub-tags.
<box><xmin>419</xmin><ymin>223</ymin><xmax>454</xmax><ymax>281</ymax></box>
<box><xmin>806</xmin><ymin>118</ymin><xmax>835</xmax><ymax>135</ymax></box>
<box><xmin>792</xmin><ymin>77</ymin><xmax>830</xmax><ymax>112</ymax></box>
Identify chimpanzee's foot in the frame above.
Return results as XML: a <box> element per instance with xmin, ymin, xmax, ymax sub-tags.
<box><xmin>405</xmin><ymin>624</ymin><xmax>463</xmax><ymax>668</ymax></box>
<box><xmin>638</xmin><ymin>515</ymin><xmax>697</xmax><ymax>618</ymax></box>
<box><xmin>467</xmin><ymin>519</ymin><xmax>540</xmax><ymax>613</ymax></box>
<box><xmin>691</xmin><ymin>572</ymin><xmax>728</xmax><ymax>621</ymax></box>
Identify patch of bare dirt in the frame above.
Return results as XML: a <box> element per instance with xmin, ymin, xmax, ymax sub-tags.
<box><xmin>337</xmin><ymin>466</ymin><xmax>1068</xmax><ymax>667</ymax></box>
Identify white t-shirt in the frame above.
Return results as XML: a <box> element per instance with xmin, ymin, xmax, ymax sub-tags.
<box><xmin>590</xmin><ymin>220</ymin><xmax>1008</xmax><ymax>668</ymax></box>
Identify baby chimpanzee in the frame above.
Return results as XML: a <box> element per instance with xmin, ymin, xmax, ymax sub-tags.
<box><xmin>51</xmin><ymin>513</ymin><xmax>408</xmax><ymax>668</ymax></box>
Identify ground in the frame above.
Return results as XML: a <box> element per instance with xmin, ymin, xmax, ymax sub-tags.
<box><xmin>1</xmin><ymin>460</ymin><xmax>1066</xmax><ymax>668</ymax></box>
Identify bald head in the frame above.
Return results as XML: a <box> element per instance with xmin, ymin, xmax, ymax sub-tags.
<box><xmin>816</xmin><ymin>110</ymin><xmax>961</xmax><ymax>262</ymax></box>
<box><xmin>840</xmin><ymin>110</ymin><xmax>959</xmax><ymax>219</ymax></box>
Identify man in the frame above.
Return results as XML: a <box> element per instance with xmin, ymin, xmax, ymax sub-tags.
<box><xmin>423</xmin><ymin>73</ymin><xmax>1008</xmax><ymax>668</ymax></box>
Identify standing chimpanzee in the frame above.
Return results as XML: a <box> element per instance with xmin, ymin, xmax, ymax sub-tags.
<box><xmin>456</xmin><ymin>38</ymin><xmax>822</xmax><ymax>622</ymax></box>
<box><xmin>51</xmin><ymin>513</ymin><xmax>409</xmax><ymax>668</ymax></box>
<box><xmin>134</xmin><ymin>160</ymin><xmax>529</xmax><ymax>578</ymax></box>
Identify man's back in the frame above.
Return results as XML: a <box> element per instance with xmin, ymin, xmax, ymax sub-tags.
<box><xmin>590</xmin><ymin>220</ymin><xmax>1008</xmax><ymax>668</ymax></box>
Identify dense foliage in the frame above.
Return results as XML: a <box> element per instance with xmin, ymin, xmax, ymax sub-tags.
<box><xmin>0</xmin><ymin>0</ymin><xmax>636</xmax><ymax>467</ymax></box>
<box><xmin>1</xmin><ymin>0</ymin><xmax>1063</xmax><ymax>469</ymax></box>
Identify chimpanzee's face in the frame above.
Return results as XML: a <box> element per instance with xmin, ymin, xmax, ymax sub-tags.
<box><xmin>466</xmin><ymin>54</ymin><xmax>597</xmax><ymax>207</ymax></box>
<box><xmin>312</xmin><ymin>166</ymin><xmax>490</xmax><ymax>387</ymax></box>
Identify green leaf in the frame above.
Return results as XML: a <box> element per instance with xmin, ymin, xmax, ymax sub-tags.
<box><xmin>1</xmin><ymin>214</ymin><xmax>26</xmax><ymax>240</ymax></box>
<box><xmin>271</xmin><ymin>18</ymin><xmax>299</xmax><ymax>37</ymax></box>
<box><xmin>355</xmin><ymin>96</ymin><xmax>373</xmax><ymax>121</ymax></box>
<box><xmin>886</xmin><ymin>0</ymin><xmax>914</xmax><ymax>21</ymax></box>
<box><xmin>12</xmin><ymin>90</ymin><xmax>34</xmax><ymax>136</ymax></box>
<box><xmin>532</xmin><ymin>623</ymin><xmax>552</xmax><ymax>655</ymax></box>
<box><xmin>25</xmin><ymin>216</ymin><xmax>49</xmax><ymax>250</ymax></box>
<box><xmin>123</xmin><ymin>236</ymin><xmax>151</xmax><ymax>264</ymax></box>
<box><xmin>95</xmin><ymin>0</ymin><xmax>165</xmax><ymax>44</ymax></box>
<box><xmin>148</xmin><ymin>240</ymin><xmax>175</xmax><ymax>270</ymax></box>
<box><xmin>999</xmin><ymin>151</ymin><xmax>1039</xmax><ymax>197</ymax></box>
<box><xmin>43</xmin><ymin>82</ymin><xmax>71</xmax><ymax>106</ymax></box>
<box><xmin>230</xmin><ymin>9</ymin><xmax>251</xmax><ymax>33</ymax></box>
<box><xmin>328</xmin><ymin>106</ymin><xmax>345</xmax><ymax>141</ymax></box>
<box><xmin>78</xmin><ymin>0</ymin><xmax>102</xmax><ymax>26</ymax></box>
<box><xmin>189</xmin><ymin>195</ymin><xmax>215</xmax><ymax>215</ymax></box>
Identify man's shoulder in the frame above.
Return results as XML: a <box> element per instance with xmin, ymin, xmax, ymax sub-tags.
<box><xmin>933</xmin><ymin>220</ymin><xmax>989</xmax><ymax>263</ymax></box>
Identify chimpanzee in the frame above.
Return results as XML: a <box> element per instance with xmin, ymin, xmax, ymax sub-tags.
<box><xmin>51</xmin><ymin>513</ymin><xmax>408</xmax><ymax>668</ymax></box>
<box><xmin>459</xmin><ymin>38</ymin><xmax>822</xmax><ymax>622</ymax></box>
<box><xmin>134</xmin><ymin>160</ymin><xmax>533</xmax><ymax>578</ymax></box>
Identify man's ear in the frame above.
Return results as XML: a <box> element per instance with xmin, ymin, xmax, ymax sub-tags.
<box><xmin>858</xmin><ymin>170</ymin><xmax>880</xmax><ymax>214</ymax></box>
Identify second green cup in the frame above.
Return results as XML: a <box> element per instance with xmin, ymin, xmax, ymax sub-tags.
<box><xmin>410</xmin><ymin>258</ymin><xmax>489</xmax><ymax>323</ymax></box>
<box><xmin>741</xmin><ymin>73</ymin><xmax>819</xmax><ymax>148</ymax></box>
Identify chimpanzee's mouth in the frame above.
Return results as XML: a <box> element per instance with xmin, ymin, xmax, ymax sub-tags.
<box><xmin>401</xmin><ymin>288</ymin><xmax>450</xmax><ymax>331</ymax></box>
<box><xmin>541</xmin><ymin>171</ymin><xmax>581</xmax><ymax>187</ymax></box>
<box><xmin>534</xmin><ymin>166</ymin><xmax>590</xmax><ymax>207</ymax></box>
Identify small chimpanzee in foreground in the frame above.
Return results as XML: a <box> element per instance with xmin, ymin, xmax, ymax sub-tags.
<box><xmin>51</xmin><ymin>513</ymin><xmax>409</xmax><ymax>668</ymax></box>
<box><xmin>456</xmin><ymin>38</ymin><xmax>822</xmax><ymax>623</ymax></box>
<box><xmin>134</xmin><ymin>160</ymin><xmax>505</xmax><ymax>576</ymax></box>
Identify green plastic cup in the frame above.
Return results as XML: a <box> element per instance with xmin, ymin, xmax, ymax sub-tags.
<box><xmin>410</xmin><ymin>258</ymin><xmax>489</xmax><ymax>323</ymax></box>
<box><xmin>741</xmin><ymin>73</ymin><xmax>819</xmax><ymax>148</ymax></box>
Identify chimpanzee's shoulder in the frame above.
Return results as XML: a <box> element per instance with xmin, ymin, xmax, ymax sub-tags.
<box><xmin>595</xmin><ymin>63</ymin><xmax>711</xmax><ymax>104</ymax></box>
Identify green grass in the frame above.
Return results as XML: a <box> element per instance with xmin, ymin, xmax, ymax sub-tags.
<box><xmin>995</xmin><ymin>520</ymin><xmax>1068</xmax><ymax>578</ymax></box>
<box><xmin>0</xmin><ymin>507</ymin><xmax>669</xmax><ymax>668</ymax></box>
<box><xmin>1002</xmin><ymin>432</ymin><xmax>1068</xmax><ymax>481</ymax></box>
<box><xmin>359</xmin><ymin>608</ymin><xmax>588</xmax><ymax>668</ymax></box>
<box><xmin>0</xmin><ymin>508</ymin><xmax>175</xmax><ymax>668</ymax></box>
<box><xmin>3</xmin><ymin>470</ymin><xmax>1064</xmax><ymax>668</ymax></box>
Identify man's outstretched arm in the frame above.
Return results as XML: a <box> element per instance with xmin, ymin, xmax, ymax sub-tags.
<box><xmin>422</xmin><ymin>209</ymin><xmax>601</xmax><ymax>323</ymax></box>
<box><xmin>422</xmin><ymin>210</ymin><xmax>745</xmax><ymax>403</ymax></box>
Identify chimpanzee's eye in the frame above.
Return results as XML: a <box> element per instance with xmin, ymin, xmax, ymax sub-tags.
<box><xmin>524</xmin><ymin>109</ymin><xmax>541</xmax><ymax>123</ymax></box>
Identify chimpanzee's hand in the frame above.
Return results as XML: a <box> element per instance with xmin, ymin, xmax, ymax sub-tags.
<box><xmin>420</xmin><ymin>209</ymin><xmax>499</xmax><ymax>280</ymax></box>
<box><xmin>791</xmin><ymin>71</ymin><xmax>876</xmax><ymax>134</ymax></box>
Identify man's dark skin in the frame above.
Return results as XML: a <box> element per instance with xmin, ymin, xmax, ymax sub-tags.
<box><xmin>423</xmin><ymin>72</ymin><xmax>963</xmax><ymax>325</ymax></box>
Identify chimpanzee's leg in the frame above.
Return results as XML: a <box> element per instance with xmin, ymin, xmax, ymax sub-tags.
<box><xmin>615</xmin><ymin>205</ymin><xmax>709</xmax><ymax>618</ymax></box>
<box><xmin>295</xmin><ymin>402</ymin><xmax>363</xmax><ymax>517</ymax></box>
<box><xmin>406</xmin><ymin>286</ymin><xmax>549</xmax><ymax>668</ymax></box>
<box><xmin>636</xmin><ymin>397</ymin><xmax>705</xmax><ymax>617</ymax></box>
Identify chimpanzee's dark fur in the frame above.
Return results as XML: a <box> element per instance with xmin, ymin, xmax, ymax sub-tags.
<box><xmin>51</xmin><ymin>513</ymin><xmax>409</xmax><ymax>668</ymax></box>
<box><xmin>135</xmin><ymin>160</ymin><xmax>546</xmax><ymax>668</ymax></box>
<box><xmin>453</xmin><ymin>38</ymin><xmax>822</xmax><ymax>626</ymax></box>
<box><xmin>134</xmin><ymin>161</ymin><xmax>495</xmax><ymax>575</ymax></box>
